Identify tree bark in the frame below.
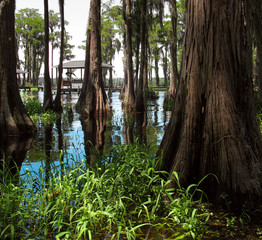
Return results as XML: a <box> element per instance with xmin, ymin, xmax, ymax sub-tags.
<box><xmin>78</xmin><ymin>0</ymin><xmax>111</xmax><ymax>117</ymax></box>
<box><xmin>53</xmin><ymin>0</ymin><xmax>64</xmax><ymax>112</ymax></box>
<box><xmin>158</xmin><ymin>0</ymin><xmax>262</xmax><ymax>209</ymax></box>
<box><xmin>254</xmin><ymin>1</ymin><xmax>262</xmax><ymax>100</ymax></box>
<box><xmin>0</xmin><ymin>0</ymin><xmax>36</xmax><ymax>136</ymax></box>
<box><xmin>122</xmin><ymin>0</ymin><xmax>136</xmax><ymax>111</ymax></box>
<box><xmin>135</xmin><ymin>0</ymin><xmax>147</xmax><ymax>112</ymax></box>
<box><xmin>165</xmin><ymin>0</ymin><xmax>178</xmax><ymax>103</ymax></box>
<box><xmin>43</xmin><ymin>0</ymin><xmax>53</xmax><ymax>111</ymax></box>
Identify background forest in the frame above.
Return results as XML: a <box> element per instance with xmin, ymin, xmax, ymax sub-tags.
<box><xmin>0</xmin><ymin>0</ymin><xmax>262</xmax><ymax>239</ymax></box>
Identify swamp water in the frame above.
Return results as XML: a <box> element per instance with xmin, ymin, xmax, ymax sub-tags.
<box><xmin>16</xmin><ymin>90</ymin><xmax>170</xmax><ymax>176</ymax></box>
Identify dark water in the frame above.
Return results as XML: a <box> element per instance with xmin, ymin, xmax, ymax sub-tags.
<box><xmin>2</xmin><ymin>91</ymin><xmax>171</xmax><ymax>176</ymax></box>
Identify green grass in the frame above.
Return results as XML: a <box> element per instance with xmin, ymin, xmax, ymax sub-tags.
<box><xmin>0</xmin><ymin>143</ymin><xmax>210</xmax><ymax>240</ymax></box>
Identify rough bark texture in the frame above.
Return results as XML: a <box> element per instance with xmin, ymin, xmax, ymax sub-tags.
<box><xmin>122</xmin><ymin>0</ymin><xmax>136</xmax><ymax>111</ymax></box>
<box><xmin>158</xmin><ymin>0</ymin><xmax>262</xmax><ymax>209</ymax></box>
<box><xmin>79</xmin><ymin>0</ymin><xmax>111</xmax><ymax>117</ymax></box>
<box><xmin>0</xmin><ymin>0</ymin><xmax>36</xmax><ymax>136</ymax></box>
<box><xmin>254</xmin><ymin>1</ymin><xmax>262</xmax><ymax>100</ymax></box>
<box><xmin>53</xmin><ymin>0</ymin><xmax>65</xmax><ymax>112</ymax></box>
<box><xmin>43</xmin><ymin>0</ymin><xmax>53</xmax><ymax>111</ymax></box>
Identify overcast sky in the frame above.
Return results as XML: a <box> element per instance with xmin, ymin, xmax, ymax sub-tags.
<box><xmin>15</xmin><ymin>0</ymin><xmax>124</xmax><ymax>78</ymax></box>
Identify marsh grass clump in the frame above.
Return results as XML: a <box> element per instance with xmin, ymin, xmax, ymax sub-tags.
<box><xmin>21</xmin><ymin>92</ymin><xmax>59</xmax><ymax>125</ymax></box>
<box><xmin>0</xmin><ymin>143</ymin><xmax>210</xmax><ymax>240</ymax></box>
<box><xmin>22</xmin><ymin>93</ymin><xmax>42</xmax><ymax>115</ymax></box>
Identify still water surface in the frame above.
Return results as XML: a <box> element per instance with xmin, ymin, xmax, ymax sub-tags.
<box><xmin>18</xmin><ymin>91</ymin><xmax>170</xmax><ymax>175</ymax></box>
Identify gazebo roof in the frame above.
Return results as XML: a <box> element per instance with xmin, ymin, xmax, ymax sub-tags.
<box><xmin>53</xmin><ymin>60</ymin><xmax>113</xmax><ymax>69</ymax></box>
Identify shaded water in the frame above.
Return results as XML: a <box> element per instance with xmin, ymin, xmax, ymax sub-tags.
<box><xmin>17</xmin><ymin>91</ymin><xmax>170</xmax><ymax>175</ymax></box>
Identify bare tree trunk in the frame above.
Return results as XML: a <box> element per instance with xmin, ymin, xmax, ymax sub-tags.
<box><xmin>0</xmin><ymin>0</ymin><xmax>36</xmax><ymax>136</ymax></box>
<box><xmin>122</xmin><ymin>0</ymin><xmax>136</xmax><ymax>110</ymax></box>
<box><xmin>158</xmin><ymin>0</ymin><xmax>262</xmax><ymax>210</ymax></box>
<box><xmin>79</xmin><ymin>0</ymin><xmax>111</xmax><ymax>117</ymax></box>
<box><xmin>43</xmin><ymin>0</ymin><xmax>53</xmax><ymax>111</ymax></box>
<box><xmin>165</xmin><ymin>0</ymin><xmax>178</xmax><ymax>103</ymax></box>
<box><xmin>53</xmin><ymin>0</ymin><xmax>64</xmax><ymax>112</ymax></box>
<box><xmin>254</xmin><ymin>1</ymin><xmax>262</xmax><ymax>100</ymax></box>
<box><xmin>136</xmin><ymin>0</ymin><xmax>147</xmax><ymax>112</ymax></box>
<box><xmin>154</xmin><ymin>51</ymin><xmax>160</xmax><ymax>87</ymax></box>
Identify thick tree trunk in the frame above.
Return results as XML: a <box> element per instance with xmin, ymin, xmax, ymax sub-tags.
<box><xmin>53</xmin><ymin>0</ymin><xmax>65</xmax><ymax>112</ymax></box>
<box><xmin>158</xmin><ymin>0</ymin><xmax>262</xmax><ymax>209</ymax></box>
<box><xmin>0</xmin><ymin>0</ymin><xmax>36</xmax><ymax>136</ymax></box>
<box><xmin>43</xmin><ymin>0</ymin><xmax>53</xmax><ymax>111</ymax></box>
<box><xmin>254</xmin><ymin>2</ymin><xmax>262</xmax><ymax>100</ymax></box>
<box><xmin>122</xmin><ymin>0</ymin><xmax>136</xmax><ymax>111</ymax></box>
<box><xmin>79</xmin><ymin>0</ymin><xmax>111</xmax><ymax>117</ymax></box>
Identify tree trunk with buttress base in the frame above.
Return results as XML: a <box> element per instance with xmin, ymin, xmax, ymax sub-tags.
<box><xmin>79</xmin><ymin>0</ymin><xmax>111</xmax><ymax>117</ymax></box>
<box><xmin>0</xmin><ymin>0</ymin><xmax>36</xmax><ymax>136</ymax></box>
<box><xmin>157</xmin><ymin>0</ymin><xmax>262</xmax><ymax>210</ymax></box>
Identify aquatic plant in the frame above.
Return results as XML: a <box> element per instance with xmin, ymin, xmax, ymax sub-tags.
<box><xmin>0</xmin><ymin>143</ymin><xmax>210</xmax><ymax>240</ymax></box>
<box><xmin>22</xmin><ymin>94</ymin><xmax>42</xmax><ymax>115</ymax></box>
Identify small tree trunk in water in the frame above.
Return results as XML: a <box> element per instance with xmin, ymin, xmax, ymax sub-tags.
<box><xmin>108</xmin><ymin>59</ymin><xmax>113</xmax><ymax>89</ymax></box>
<box><xmin>43</xmin><ymin>0</ymin><xmax>53</xmax><ymax>111</ymax></box>
<box><xmin>136</xmin><ymin>0</ymin><xmax>147</xmax><ymax>112</ymax></box>
<box><xmin>53</xmin><ymin>0</ymin><xmax>64</xmax><ymax>112</ymax></box>
<box><xmin>158</xmin><ymin>0</ymin><xmax>262</xmax><ymax>210</ymax></box>
<box><xmin>165</xmin><ymin>0</ymin><xmax>178</xmax><ymax>103</ymax></box>
<box><xmin>79</xmin><ymin>0</ymin><xmax>110</xmax><ymax>117</ymax></box>
<box><xmin>0</xmin><ymin>0</ymin><xmax>36</xmax><ymax>136</ymax></box>
<box><xmin>155</xmin><ymin>52</ymin><xmax>160</xmax><ymax>87</ymax></box>
<box><xmin>122</xmin><ymin>0</ymin><xmax>136</xmax><ymax>111</ymax></box>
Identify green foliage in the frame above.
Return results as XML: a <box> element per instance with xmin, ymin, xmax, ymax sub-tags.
<box><xmin>15</xmin><ymin>8</ymin><xmax>74</xmax><ymax>85</ymax></box>
<box><xmin>258</xmin><ymin>113</ymin><xmax>262</xmax><ymax>133</ymax></box>
<box><xmin>0</xmin><ymin>143</ymin><xmax>210</xmax><ymax>239</ymax></box>
<box><xmin>163</xmin><ymin>97</ymin><xmax>175</xmax><ymax>111</ymax></box>
<box><xmin>145</xmin><ymin>88</ymin><xmax>159</xmax><ymax>100</ymax></box>
<box><xmin>21</xmin><ymin>93</ymin><xmax>59</xmax><ymax>125</ymax></box>
<box><xmin>22</xmin><ymin>94</ymin><xmax>42</xmax><ymax>115</ymax></box>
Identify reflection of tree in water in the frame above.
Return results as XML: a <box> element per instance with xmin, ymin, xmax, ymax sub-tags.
<box><xmin>81</xmin><ymin>115</ymin><xmax>107</xmax><ymax>165</ymax></box>
<box><xmin>135</xmin><ymin>111</ymin><xmax>147</xmax><ymax>144</ymax></box>
<box><xmin>44</xmin><ymin>124</ymin><xmax>53</xmax><ymax>184</ymax></box>
<box><xmin>123</xmin><ymin>111</ymin><xmax>135</xmax><ymax>145</ymax></box>
<box><xmin>0</xmin><ymin>135</ymin><xmax>33</xmax><ymax>182</ymax></box>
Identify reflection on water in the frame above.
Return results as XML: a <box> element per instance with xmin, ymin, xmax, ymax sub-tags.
<box><xmin>10</xmin><ymin>91</ymin><xmax>170</xmax><ymax>175</ymax></box>
<box><xmin>0</xmin><ymin>135</ymin><xmax>33</xmax><ymax>182</ymax></box>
